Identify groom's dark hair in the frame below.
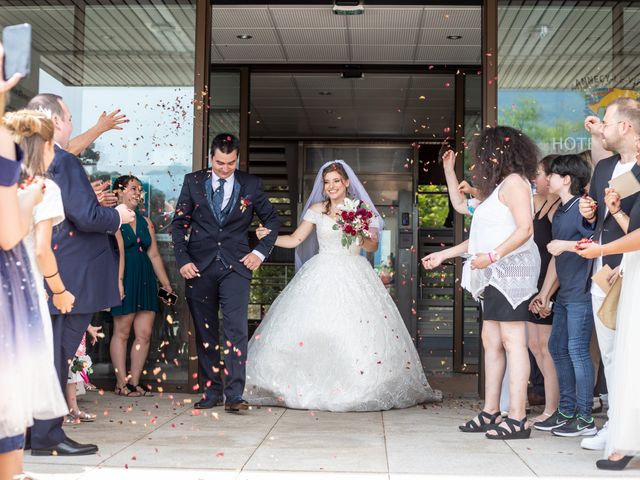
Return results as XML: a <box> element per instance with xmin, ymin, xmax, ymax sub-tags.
<box><xmin>211</xmin><ymin>133</ymin><xmax>240</xmax><ymax>156</ymax></box>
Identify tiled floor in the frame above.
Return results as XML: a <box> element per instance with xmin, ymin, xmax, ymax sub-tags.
<box><xmin>23</xmin><ymin>393</ymin><xmax>638</xmax><ymax>479</ymax></box>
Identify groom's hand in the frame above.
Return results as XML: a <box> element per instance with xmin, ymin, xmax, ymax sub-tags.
<box><xmin>179</xmin><ymin>262</ymin><xmax>200</xmax><ymax>279</ymax></box>
<box><xmin>240</xmin><ymin>253</ymin><xmax>263</xmax><ymax>271</ymax></box>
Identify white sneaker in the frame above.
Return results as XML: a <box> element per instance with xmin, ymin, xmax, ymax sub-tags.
<box><xmin>581</xmin><ymin>421</ymin><xmax>609</xmax><ymax>450</ymax></box>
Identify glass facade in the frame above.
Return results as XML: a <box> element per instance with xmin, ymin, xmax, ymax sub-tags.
<box><xmin>7</xmin><ymin>0</ymin><xmax>629</xmax><ymax>391</ymax></box>
<box><xmin>1</xmin><ymin>1</ymin><xmax>197</xmax><ymax>389</ymax></box>
<box><xmin>498</xmin><ymin>0</ymin><xmax>640</xmax><ymax>155</ymax></box>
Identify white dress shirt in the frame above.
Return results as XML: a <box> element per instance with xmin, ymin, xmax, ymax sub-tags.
<box><xmin>211</xmin><ymin>171</ymin><xmax>234</xmax><ymax>210</ymax></box>
<box><xmin>211</xmin><ymin>171</ymin><xmax>265</xmax><ymax>262</ymax></box>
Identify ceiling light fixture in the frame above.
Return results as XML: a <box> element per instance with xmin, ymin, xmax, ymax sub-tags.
<box><xmin>333</xmin><ymin>1</ymin><xmax>364</xmax><ymax>15</ymax></box>
<box><xmin>531</xmin><ymin>24</ymin><xmax>550</xmax><ymax>40</ymax></box>
<box><xmin>447</xmin><ymin>35</ymin><xmax>463</xmax><ymax>40</ymax></box>
<box><xmin>146</xmin><ymin>21</ymin><xmax>178</xmax><ymax>34</ymax></box>
<box><xmin>237</xmin><ymin>34</ymin><xmax>253</xmax><ymax>40</ymax></box>
<box><xmin>318</xmin><ymin>91</ymin><xmax>332</xmax><ymax>96</ymax></box>
<box><xmin>341</xmin><ymin>70</ymin><xmax>364</xmax><ymax>79</ymax></box>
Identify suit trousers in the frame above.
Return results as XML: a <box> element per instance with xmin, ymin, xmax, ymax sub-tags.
<box><xmin>591</xmin><ymin>295</ymin><xmax>616</xmax><ymax>416</ymax></box>
<box><xmin>186</xmin><ymin>259</ymin><xmax>250</xmax><ymax>403</ymax></box>
<box><xmin>30</xmin><ymin>312</ymin><xmax>94</xmax><ymax>449</ymax></box>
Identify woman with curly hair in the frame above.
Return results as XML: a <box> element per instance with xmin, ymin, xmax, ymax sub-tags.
<box><xmin>423</xmin><ymin>126</ymin><xmax>541</xmax><ymax>439</ymax></box>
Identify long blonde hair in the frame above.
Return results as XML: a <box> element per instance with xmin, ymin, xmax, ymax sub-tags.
<box><xmin>2</xmin><ymin>109</ymin><xmax>54</xmax><ymax>178</ymax></box>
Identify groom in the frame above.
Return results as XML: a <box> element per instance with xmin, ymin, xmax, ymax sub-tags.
<box><xmin>172</xmin><ymin>133</ymin><xmax>279</xmax><ymax>412</ymax></box>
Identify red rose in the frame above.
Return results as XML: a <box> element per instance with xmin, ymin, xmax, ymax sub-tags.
<box><xmin>341</xmin><ymin>211</ymin><xmax>349</xmax><ymax>220</ymax></box>
<box><xmin>348</xmin><ymin>212</ymin><xmax>356</xmax><ymax>221</ymax></box>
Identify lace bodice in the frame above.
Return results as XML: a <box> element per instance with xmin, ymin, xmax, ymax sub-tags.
<box><xmin>303</xmin><ymin>209</ymin><xmax>362</xmax><ymax>257</ymax></box>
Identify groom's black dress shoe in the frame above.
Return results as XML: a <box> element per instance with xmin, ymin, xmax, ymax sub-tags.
<box><xmin>225</xmin><ymin>400</ymin><xmax>250</xmax><ymax>413</ymax></box>
<box><xmin>194</xmin><ymin>396</ymin><xmax>224</xmax><ymax>409</ymax></box>
<box><xmin>31</xmin><ymin>438</ymin><xmax>98</xmax><ymax>456</ymax></box>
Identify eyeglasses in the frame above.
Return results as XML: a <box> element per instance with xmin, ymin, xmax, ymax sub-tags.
<box><xmin>601</xmin><ymin>120</ymin><xmax>625</xmax><ymax>129</ymax></box>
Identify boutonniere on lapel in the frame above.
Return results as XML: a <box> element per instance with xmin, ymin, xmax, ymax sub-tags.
<box><xmin>239</xmin><ymin>196</ymin><xmax>252</xmax><ymax>213</ymax></box>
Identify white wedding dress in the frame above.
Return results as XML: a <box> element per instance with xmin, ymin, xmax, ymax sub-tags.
<box><xmin>606</xmin><ymin>250</ymin><xmax>640</xmax><ymax>457</ymax></box>
<box><xmin>244</xmin><ymin>208</ymin><xmax>440</xmax><ymax>412</ymax></box>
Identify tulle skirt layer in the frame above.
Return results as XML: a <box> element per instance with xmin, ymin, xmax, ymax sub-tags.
<box><xmin>245</xmin><ymin>252</ymin><xmax>440</xmax><ymax>412</ymax></box>
<box><xmin>0</xmin><ymin>244</ymin><xmax>67</xmax><ymax>439</ymax></box>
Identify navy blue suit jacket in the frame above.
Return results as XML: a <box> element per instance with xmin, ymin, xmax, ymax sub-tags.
<box><xmin>47</xmin><ymin>146</ymin><xmax>121</xmax><ymax>314</ymax></box>
<box><xmin>583</xmin><ymin>154</ymin><xmax>640</xmax><ymax>291</ymax></box>
<box><xmin>171</xmin><ymin>169</ymin><xmax>280</xmax><ymax>282</ymax></box>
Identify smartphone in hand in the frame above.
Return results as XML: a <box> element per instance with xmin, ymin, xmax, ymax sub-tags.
<box><xmin>158</xmin><ymin>287</ymin><xmax>178</xmax><ymax>306</ymax></box>
<box><xmin>2</xmin><ymin>24</ymin><xmax>31</xmax><ymax>81</ymax></box>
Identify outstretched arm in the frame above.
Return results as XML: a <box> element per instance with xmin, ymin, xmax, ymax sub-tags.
<box><xmin>0</xmin><ymin>45</ymin><xmax>33</xmax><ymax>249</ymax></box>
<box><xmin>442</xmin><ymin>150</ymin><xmax>471</xmax><ymax>215</ymax></box>
<box><xmin>67</xmin><ymin>110</ymin><xmax>128</xmax><ymax>156</ymax></box>
<box><xmin>421</xmin><ymin>239</ymin><xmax>469</xmax><ymax>270</ymax></box>
<box><xmin>578</xmin><ymin>228</ymin><xmax>640</xmax><ymax>258</ymax></box>
<box><xmin>257</xmin><ymin>220</ymin><xmax>315</xmax><ymax>249</ymax></box>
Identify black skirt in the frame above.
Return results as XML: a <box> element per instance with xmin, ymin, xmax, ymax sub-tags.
<box><xmin>528</xmin><ymin>310</ymin><xmax>553</xmax><ymax>326</ymax></box>
<box><xmin>482</xmin><ymin>285</ymin><xmax>532</xmax><ymax>322</ymax></box>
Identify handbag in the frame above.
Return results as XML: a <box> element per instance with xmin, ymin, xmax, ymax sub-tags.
<box><xmin>597</xmin><ymin>271</ymin><xmax>622</xmax><ymax>330</ymax></box>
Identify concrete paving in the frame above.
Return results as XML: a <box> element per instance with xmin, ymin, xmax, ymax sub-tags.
<box><xmin>23</xmin><ymin>393</ymin><xmax>639</xmax><ymax>479</ymax></box>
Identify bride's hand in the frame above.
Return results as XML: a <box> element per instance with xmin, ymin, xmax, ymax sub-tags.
<box><xmin>255</xmin><ymin>224</ymin><xmax>271</xmax><ymax>240</ymax></box>
<box><xmin>421</xmin><ymin>252</ymin><xmax>445</xmax><ymax>270</ymax></box>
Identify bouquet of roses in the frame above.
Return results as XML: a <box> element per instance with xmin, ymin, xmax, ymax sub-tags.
<box><xmin>70</xmin><ymin>355</ymin><xmax>93</xmax><ymax>375</ymax></box>
<box><xmin>333</xmin><ymin>197</ymin><xmax>375</xmax><ymax>248</ymax></box>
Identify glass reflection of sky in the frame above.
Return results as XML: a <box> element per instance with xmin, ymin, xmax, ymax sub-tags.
<box><xmin>39</xmin><ymin>69</ymin><xmax>193</xmax><ymax>206</ymax></box>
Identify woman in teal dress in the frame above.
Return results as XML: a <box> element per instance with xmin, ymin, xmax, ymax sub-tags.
<box><xmin>110</xmin><ymin>175</ymin><xmax>173</xmax><ymax>396</ymax></box>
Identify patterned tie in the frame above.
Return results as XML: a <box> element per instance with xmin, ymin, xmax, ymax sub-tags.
<box><xmin>213</xmin><ymin>178</ymin><xmax>226</xmax><ymax>223</ymax></box>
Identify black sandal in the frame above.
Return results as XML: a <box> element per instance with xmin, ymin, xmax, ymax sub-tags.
<box><xmin>115</xmin><ymin>383</ymin><xmax>141</xmax><ymax>397</ymax></box>
<box><xmin>459</xmin><ymin>410</ymin><xmax>502</xmax><ymax>432</ymax></box>
<box><xmin>134</xmin><ymin>383</ymin><xmax>154</xmax><ymax>397</ymax></box>
<box><xmin>485</xmin><ymin>416</ymin><xmax>531</xmax><ymax>440</ymax></box>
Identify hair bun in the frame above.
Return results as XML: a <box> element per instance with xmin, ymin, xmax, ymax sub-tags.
<box><xmin>2</xmin><ymin>109</ymin><xmax>53</xmax><ymax>142</ymax></box>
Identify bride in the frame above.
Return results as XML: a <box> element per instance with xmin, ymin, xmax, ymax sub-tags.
<box><xmin>244</xmin><ymin>160</ymin><xmax>440</xmax><ymax>411</ymax></box>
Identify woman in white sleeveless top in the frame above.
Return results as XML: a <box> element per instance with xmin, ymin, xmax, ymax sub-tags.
<box><xmin>423</xmin><ymin>126</ymin><xmax>540</xmax><ymax>440</ymax></box>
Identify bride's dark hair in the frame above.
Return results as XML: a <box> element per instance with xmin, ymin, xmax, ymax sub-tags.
<box><xmin>322</xmin><ymin>162</ymin><xmax>350</xmax><ymax>214</ymax></box>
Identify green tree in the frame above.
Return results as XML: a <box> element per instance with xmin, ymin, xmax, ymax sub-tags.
<box><xmin>79</xmin><ymin>142</ymin><xmax>100</xmax><ymax>166</ymax></box>
<box><xmin>499</xmin><ymin>96</ymin><xmax>583</xmax><ymax>146</ymax></box>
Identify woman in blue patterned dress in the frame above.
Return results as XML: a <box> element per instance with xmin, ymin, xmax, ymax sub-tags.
<box><xmin>0</xmin><ymin>63</ymin><xmax>66</xmax><ymax>480</ymax></box>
